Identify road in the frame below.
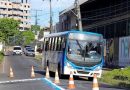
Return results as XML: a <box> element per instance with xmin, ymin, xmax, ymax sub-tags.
<box><xmin>0</xmin><ymin>51</ymin><xmax>128</xmax><ymax>90</ymax></box>
<box><xmin>0</xmin><ymin>52</ymin><xmax>55</xmax><ymax>90</ymax></box>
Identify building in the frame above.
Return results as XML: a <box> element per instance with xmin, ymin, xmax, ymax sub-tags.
<box><xmin>59</xmin><ymin>0</ymin><xmax>130</xmax><ymax>67</ymax></box>
<box><xmin>0</xmin><ymin>0</ymin><xmax>30</xmax><ymax>31</ymax></box>
<box><xmin>52</xmin><ymin>22</ymin><xmax>61</xmax><ymax>33</ymax></box>
<box><xmin>59</xmin><ymin>0</ymin><xmax>87</xmax><ymax>32</ymax></box>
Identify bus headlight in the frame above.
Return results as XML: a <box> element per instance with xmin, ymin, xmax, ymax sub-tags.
<box><xmin>95</xmin><ymin>66</ymin><xmax>101</xmax><ymax>71</ymax></box>
<box><xmin>66</xmin><ymin>62</ymin><xmax>73</xmax><ymax>69</ymax></box>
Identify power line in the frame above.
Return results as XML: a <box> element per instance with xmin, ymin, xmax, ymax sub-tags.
<box><xmin>32</xmin><ymin>10</ymin><xmax>42</xmax><ymax>25</ymax></box>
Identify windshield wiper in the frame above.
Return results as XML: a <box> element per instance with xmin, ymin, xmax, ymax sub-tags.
<box><xmin>76</xmin><ymin>40</ymin><xmax>83</xmax><ymax>51</ymax></box>
<box><xmin>76</xmin><ymin>40</ymin><xmax>85</xmax><ymax>61</ymax></box>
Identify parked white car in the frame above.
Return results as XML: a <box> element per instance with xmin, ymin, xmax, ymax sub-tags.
<box><xmin>13</xmin><ymin>46</ymin><xmax>22</xmax><ymax>55</ymax></box>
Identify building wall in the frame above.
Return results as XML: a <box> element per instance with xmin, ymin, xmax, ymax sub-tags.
<box><xmin>59</xmin><ymin>11</ymin><xmax>78</xmax><ymax>32</ymax></box>
<box><xmin>119</xmin><ymin>36</ymin><xmax>130</xmax><ymax>67</ymax></box>
<box><xmin>0</xmin><ymin>0</ymin><xmax>30</xmax><ymax>31</ymax></box>
<box><xmin>59</xmin><ymin>0</ymin><xmax>130</xmax><ymax>67</ymax></box>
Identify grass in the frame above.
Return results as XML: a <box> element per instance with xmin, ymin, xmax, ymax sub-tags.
<box><xmin>34</xmin><ymin>54</ymin><xmax>42</xmax><ymax>61</ymax></box>
<box><xmin>100</xmin><ymin>67</ymin><xmax>130</xmax><ymax>88</ymax></box>
<box><xmin>0</xmin><ymin>51</ymin><xmax>4</xmax><ymax>63</ymax></box>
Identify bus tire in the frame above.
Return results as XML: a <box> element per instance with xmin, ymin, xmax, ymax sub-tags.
<box><xmin>47</xmin><ymin>60</ymin><xmax>49</xmax><ymax>67</ymax></box>
<box><xmin>58</xmin><ymin>64</ymin><xmax>62</xmax><ymax>78</ymax></box>
<box><xmin>88</xmin><ymin>77</ymin><xmax>93</xmax><ymax>81</ymax></box>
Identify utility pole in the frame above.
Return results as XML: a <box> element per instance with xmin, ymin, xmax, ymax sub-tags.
<box><xmin>74</xmin><ymin>0</ymin><xmax>83</xmax><ymax>31</ymax></box>
<box><xmin>43</xmin><ymin>0</ymin><xmax>53</xmax><ymax>33</ymax></box>
<box><xmin>35</xmin><ymin>10</ymin><xmax>38</xmax><ymax>25</ymax></box>
<box><xmin>49</xmin><ymin>0</ymin><xmax>53</xmax><ymax>33</ymax></box>
<box><xmin>32</xmin><ymin>9</ymin><xmax>42</xmax><ymax>26</ymax></box>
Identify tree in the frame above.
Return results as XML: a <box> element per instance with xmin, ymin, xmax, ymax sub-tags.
<box><xmin>38</xmin><ymin>28</ymin><xmax>44</xmax><ymax>39</ymax></box>
<box><xmin>0</xmin><ymin>18</ymin><xmax>19</xmax><ymax>44</ymax></box>
<box><xmin>22</xmin><ymin>30</ymin><xmax>35</xmax><ymax>45</ymax></box>
<box><xmin>15</xmin><ymin>33</ymin><xmax>23</xmax><ymax>45</ymax></box>
<box><xmin>31</xmin><ymin>25</ymin><xmax>40</xmax><ymax>35</ymax></box>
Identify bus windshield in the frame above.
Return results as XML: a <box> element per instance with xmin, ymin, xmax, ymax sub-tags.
<box><xmin>67</xmin><ymin>39</ymin><xmax>102</xmax><ymax>67</ymax></box>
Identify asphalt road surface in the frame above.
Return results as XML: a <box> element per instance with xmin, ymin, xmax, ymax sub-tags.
<box><xmin>0</xmin><ymin>51</ymin><xmax>128</xmax><ymax>90</ymax></box>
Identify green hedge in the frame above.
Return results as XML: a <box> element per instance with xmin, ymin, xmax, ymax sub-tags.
<box><xmin>100</xmin><ymin>67</ymin><xmax>130</xmax><ymax>88</ymax></box>
<box><xmin>0</xmin><ymin>51</ymin><xmax>4</xmax><ymax>63</ymax></box>
<box><xmin>34</xmin><ymin>54</ymin><xmax>42</xmax><ymax>61</ymax></box>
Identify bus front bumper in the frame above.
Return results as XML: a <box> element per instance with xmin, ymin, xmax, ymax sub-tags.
<box><xmin>64</xmin><ymin>67</ymin><xmax>102</xmax><ymax>78</ymax></box>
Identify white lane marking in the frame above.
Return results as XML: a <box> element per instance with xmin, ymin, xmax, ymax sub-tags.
<box><xmin>0</xmin><ymin>78</ymin><xmax>42</xmax><ymax>84</ymax></box>
<box><xmin>44</xmin><ymin>78</ymin><xmax>65</xmax><ymax>90</ymax></box>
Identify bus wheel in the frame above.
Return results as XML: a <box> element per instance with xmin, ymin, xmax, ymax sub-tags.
<box><xmin>88</xmin><ymin>77</ymin><xmax>93</xmax><ymax>81</ymax></box>
<box><xmin>58</xmin><ymin>64</ymin><xmax>62</xmax><ymax>78</ymax></box>
<box><xmin>47</xmin><ymin>60</ymin><xmax>49</xmax><ymax>67</ymax></box>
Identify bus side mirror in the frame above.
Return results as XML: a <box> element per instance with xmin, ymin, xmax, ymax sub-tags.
<box><xmin>68</xmin><ymin>49</ymin><xmax>72</xmax><ymax>54</ymax></box>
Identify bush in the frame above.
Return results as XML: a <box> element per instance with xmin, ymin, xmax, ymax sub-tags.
<box><xmin>0</xmin><ymin>51</ymin><xmax>4</xmax><ymax>63</ymax></box>
<box><xmin>100</xmin><ymin>67</ymin><xmax>130</xmax><ymax>88</ymax></box>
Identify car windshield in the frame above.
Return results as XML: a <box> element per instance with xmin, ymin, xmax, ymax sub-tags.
<box><xmin>26</xmin><ymin>47</ymin><xmax>32</xmax><ymax>50</ymax></box>
<box><xmin>67</xmin><ymin>39</ymin><xmax>103</xmax><ymax>67</ymax></box>
<box><xmin>25</xmin><ymin>45</ymin><xmax>31</xmax><ymax>48</ymax></box>
<box><xmin>14</xmin><ymin>47</ymin><xmax>21</xmax><ymax>50</ymax></box>
<box><xmin>28</xmin><ymin>50</ymin><xmax>34</xmax><ymax>52</ymax></box>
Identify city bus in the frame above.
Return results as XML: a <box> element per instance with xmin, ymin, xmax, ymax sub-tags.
<box><xmin>42</xmin><ymin>30</ymin><xmax>104</xmax><ymax>80</ymax></box>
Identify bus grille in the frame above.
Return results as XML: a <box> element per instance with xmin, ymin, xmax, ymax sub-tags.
<box><xmin>77</xmin><ymin>71</ymin><xmax>89</xmax><ymax>74</ymax></box>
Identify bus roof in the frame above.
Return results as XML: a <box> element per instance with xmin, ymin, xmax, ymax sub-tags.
<box><xmin>44</xmin><ymin>30</ymin><xmax>103</xmax><ymax>38</ymax></box>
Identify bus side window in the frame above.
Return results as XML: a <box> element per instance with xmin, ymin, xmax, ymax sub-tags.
<box><xmin>56</xmin><ymin>37</ymin><xmax>60</xmax><ymax>51</ymax></box>
<box><xmin>50</xmin><ymin>38</ymin><xmax>53</xmax><ymax>51</ymax></box>
<box><xmin>61</xmin><ymin>37</ymin><xmax>66</xmax><ymax>51</ymax></box>
<box><xmin>53</xmin><ymin>37</ymin><xmax>56</xmax><ymax>51</ymax></box>
<box><xmin>60</xmin><ymin>37</ymin><xmax>63</xmax><ymax>51</ymax></box>
<box><xmin>58</xmin><ymin>37</ymin><xmax>61</xmax><ymax>51</ymax></box>
<box><xmin>45</xmin><ymin>40</ymin><xmax>49</xmax><ymax>51</ymax></box>
<box><xmin>54</xmin><ymin>37</ymin><xmax>57</xmax><ymax>51</ymax></box>
<box><xmin>49</xmin><ymin>38</ymin><xmax>52</xmax><ymax>51</ymax></box>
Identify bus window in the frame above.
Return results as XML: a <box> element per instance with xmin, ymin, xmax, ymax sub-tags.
<box><xmin>53</xmin><ymin>37</ymin><xmax>56</xmax><ymax>51</ymax></box>
<box><xmin>52</xmin><ymin>38</ymin><xmax>55</xmax><ymax>51</ymax></box>
<box><xmin>61</xmin><ymin>37</ymin><xmax>66</xmax><ymax>51</ymax></box>
<box><xmin>56</xmin><ymin>37</ymin><xmax>60</xmax><ymax>51</ymax></box>
<box><xmin>58</xmin><ymin>37</ymin><xmax>61</xmax><ymax>51</ymax></box>
<box><xmin>45</xmin><ymin>39</ymin><xmax>49</xmax><ymax>51</ymax></box>
<box><xmin>49</xmin><ymin>38</ymin><xmax>52</xmax><ymax>50</ymax></box>
<box><xmin>67</xmin><ymin>39</ymin><xmax>102</xmax><ymax>67</ymax></box>
<box><xmin>54</xmin><ymin>37</ymin><xmax>58</xmax><ymax>51</ymax></box>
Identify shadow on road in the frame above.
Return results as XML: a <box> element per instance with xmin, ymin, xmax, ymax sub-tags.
<box><xmin>34</xmin><ymin>70</ymin><xmax>45</xmax><ymax>76</ymax></box>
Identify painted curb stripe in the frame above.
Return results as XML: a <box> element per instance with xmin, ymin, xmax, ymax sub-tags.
<box><xmin>0</xmin><ymin>78</ymin><xmax>65</xmax><ymax>90</ymax></box>
<box><xmin>42</xmin><ymin>78</ymin><xmax>65</xmax><ymax>90</ymax></box>
<box><xmin>0</xmin><ymin>78</ymin><xmax>42</xmax><ymax>84</ymax></box>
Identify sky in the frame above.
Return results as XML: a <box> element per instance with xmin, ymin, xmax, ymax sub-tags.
<box><xmin>30</xmin><ymin>0</ymin><xmax>75</xmax><ymax>27</ymax></box>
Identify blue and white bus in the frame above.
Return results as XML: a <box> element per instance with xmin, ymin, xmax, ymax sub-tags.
<box><xmin>42</xmin><ymin>30</ymin><xmax>104</xmax><ymax>80</ymax></box>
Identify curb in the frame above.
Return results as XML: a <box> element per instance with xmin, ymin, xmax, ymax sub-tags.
<box><xmin>42</xmin><ymin>78</ymin><xmax>65</xmax><ymax>90</ymax></box>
